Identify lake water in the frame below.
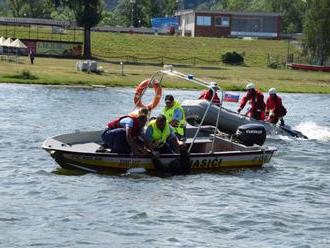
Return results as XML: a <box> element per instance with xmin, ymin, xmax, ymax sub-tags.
<box><xmin>0</xmin><ymin>84</ymin><xmax>330</xmax><ymax>248</ymax></box>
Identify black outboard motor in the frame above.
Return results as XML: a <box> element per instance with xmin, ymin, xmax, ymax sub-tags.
<box><xmin>235</xmin><ymin>124</ymin><xmax>266</xmax><ymax>146</ymax></box>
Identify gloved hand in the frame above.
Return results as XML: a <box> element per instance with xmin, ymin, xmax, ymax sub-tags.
<box><xmin>280</xmin><ymin>118</ymin><xmax>285</xmax><ymax>126</ymax></box>
<box><xmin>151</xmin><ymin>150</ymin><xmax>160</xmax><ymax>158</ymax></box>
<box><xmin>237</xmin><ymin>108</ymin><xmax>241</xmax><ymax>114</ymax></box>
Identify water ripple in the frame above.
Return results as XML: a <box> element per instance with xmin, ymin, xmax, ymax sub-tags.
<box><xmin>0</xmin><ymin>85</ymin><xmax>329</xmax><ymax>247</ymax></box>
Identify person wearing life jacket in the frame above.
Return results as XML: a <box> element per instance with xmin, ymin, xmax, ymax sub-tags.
<box><xmin>237</xmin><ymin>83</ymin><xmax>266</xmax><ymax>120</ymax></box>
<box><xmin>199</xmin><ymin>82</ymin><xmax>221</xmax><ymax>106</ymax></box>
<box><xmin>162</xmin><ymin>95</ymin><xmax>186</xmax><ymax>139</ymax></box>
<box><xmin>265</xmin><ymin>88</ymin><xmax>287</xmax><ymax>126</ymax></box>
<box><xmin>144</xmin><ymin>114</ymin><xmax>182</xmax><ymax>154</ymax></box>
<box><xmin>99</xmin><ymin>111</ymin><xmax>148</xmax><ymax>154</ymax></box>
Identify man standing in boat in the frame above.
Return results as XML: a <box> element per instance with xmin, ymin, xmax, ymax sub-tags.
<box><xmin>162</xmin><ymin>95</ymin><xmax>186</xmax><ymax>140</ymax></box>
<box><xmin>237</xmin><ymin>83</ymin><xmax>266</xmax><ymax>120</ymax></box>
<box><xmin>99</xmin><ymin>109</ymin><xmax>149</xmax><ymax>154</ymax></box>
<box><xmin>265</xmin><ymin>88</ymin><xmax>287</xmax><ymax>126</ymax></box>
<box><xmin>144</xmin><ymin>114</ymin><xmax>183</xmax><ymax>154</ymax></box>
<box><xmin>199</xmin><ymin>82</ymin><xmax>221</xmax><ymax>106</ymax></box>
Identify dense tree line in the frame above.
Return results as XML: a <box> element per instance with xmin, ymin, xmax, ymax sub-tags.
<box><xmin>0</xmin><ymin>0</ymin><xmax>307</xmax><ymax>33</ymax></box>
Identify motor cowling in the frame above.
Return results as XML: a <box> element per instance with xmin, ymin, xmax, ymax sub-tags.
<box><xmin>235</xmin><ymin>124</ymin><xmax>266</xmax><ymax>146</ymax></box>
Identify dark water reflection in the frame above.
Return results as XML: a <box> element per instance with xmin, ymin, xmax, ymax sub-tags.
<box><xmin>0</xmin><ymin>84</ymin><xmax>329</xmax><ymax>247</ymax></box>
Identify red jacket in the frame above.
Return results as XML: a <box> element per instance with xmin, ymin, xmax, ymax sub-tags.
<box><xmin>239</xmin><ymin>89</ymin><xmax>266</xmax><ymax>120</ymax></box>
<box><xmin>199</xmin><ymin>90</ymin><xmax>221</xmax><ymax>106</ymax></box>
<box><xmin>107</xmin><ymin>115</ymin><xmax>140</xmax><ymax>137</ymax></box>
<box><xmin>266</xmin><ymin>95</ymin><xmax>286</xmax><ymax>118</ymax></box>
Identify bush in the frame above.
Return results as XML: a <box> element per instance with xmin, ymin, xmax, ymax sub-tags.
<box><xmin>267</xmin><ymin>61</ymin><xmax>285</xmax><ymax>69</ymax></box>
<box><xmin>19</xmin><ymin>69</ymin><xmax>38</xmax><ymax>80</ymax></box>
<box><xmin>221</xmin><ymin>51</ymin><xmax>244</xmax><ymax>65</ymax></box>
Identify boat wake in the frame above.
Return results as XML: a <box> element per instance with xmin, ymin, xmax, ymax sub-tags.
<box><xmin>295</xmin><ymin>121</ymin><xmax>330</xmax><ymax>141</ymax></box>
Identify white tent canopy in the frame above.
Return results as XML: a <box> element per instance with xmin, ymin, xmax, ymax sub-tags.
<box><xmin>10</xmin><ymin>39</ymin><xmax>27</xmax><ymax>49</ymax></box>
<box><xmin>2</xmin><ymin>37</ymin><xmax>13</xmax><ymax>47</ymax></box>
<box><xmin>0</xmin><ymin>36</ymin><xmax>5</xmax><ymax>46</ymax></box>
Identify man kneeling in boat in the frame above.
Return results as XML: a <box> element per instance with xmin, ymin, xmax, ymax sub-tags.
<box><xmin>99</xmin><ymin>109</ymin><xmax>149</xmax><ymax>154</ymax></box>
<box><xmin>144</xmin><ymin>114</ymin><xmax>183</xmax><ymax>154</ymax></box>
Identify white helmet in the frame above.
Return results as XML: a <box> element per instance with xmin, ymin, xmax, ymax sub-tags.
<box><xmin>268</xmin><ymin>88</ymin><xmax>277</xmax><ymax>95</ymax></box>
<box><xmin>246</xmin><ymin>82</ymin><xmax>255</xmax><ymax>90</ymax></box>
<box><xmin>209</xmin><ymin>82</ymin><xmax>219</xmax><ymax>90</ymax></box>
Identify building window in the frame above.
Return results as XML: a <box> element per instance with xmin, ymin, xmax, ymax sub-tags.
<box><xmin>215</xmin><ymin>16</ymin><xmax>230</xmax><ymax>27</ymax></box>
<box><xmin>196</xmin><ymin>16</ymin><xmax>211</xmax><ymax>26</ymax></box>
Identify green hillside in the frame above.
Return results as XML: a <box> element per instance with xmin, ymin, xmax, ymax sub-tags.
<box><xmin>91</xmin><ymin>32</ymin><xmax>293</xmax><ymax>67</ymax></box>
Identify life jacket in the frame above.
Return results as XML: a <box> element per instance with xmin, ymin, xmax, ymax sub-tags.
<box><xmin>162</xmin><ymin>100</ymin><xmax>186</xmax><ymax>136</ymax></box>
<box><xmin>266</xmin><ymin>95</ymin><xmax>287</xmax><ymax>118</ymax></box>
<box><xmin>107</xmin><ymin>115</ymin><xmax>140</xmax><ymax>137</ymax></box>
<box><xmin>199</xmin><ymin>90</ymin><xmax>221</xmax><ymax>105</ymax></box>
<box><xmin>240</xmin><ymin>89</ymin><xmax>265</xmax><ymax>120</ymax></box>
<box><xmin>148</xmin><ymin>119</ymin><xmax>171</xmax><ymax>147</ymax></box>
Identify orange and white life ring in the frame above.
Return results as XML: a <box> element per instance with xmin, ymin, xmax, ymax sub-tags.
<box><xmin>134</xmin><ymin>79</ymin><xmax>162</xmax><ymax>110</ymax></box>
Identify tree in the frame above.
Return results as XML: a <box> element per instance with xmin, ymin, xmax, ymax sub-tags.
<box><xmin>7</xmin><ymin>0</ymin><xmax>52</xmax><ymax>18</ymax></box>
<box><xmin>304</xmin><ymin>0</ymin><xmax>330</xmax><ymax>65</ymax></box>
<box><xmin>261</xmin><ymin>0</ymin><xmax>306</xmax><ymax>33</ymax></box>
<box><xmin>7</xmin><ymin>0</ymin><xmax>25</xmax><ymax>17</ymax></box>
<box><xmin>53</xmin><ymin>0</ymin><xmax>104</xmax><ymax>59</ymax></box>
<box><xmin>25</xmin><ymin>0</ymin><xmax>52</xmax><ymax>18</ymax></box>
<box><xmin>206</xmin><ymin>0</ymin><xmax>307</xmax><ymax>33</ymax></box>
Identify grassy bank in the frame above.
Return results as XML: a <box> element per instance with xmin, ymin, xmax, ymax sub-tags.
<box><xmin>2</xmin><ymin>26</ymin><xmax>329</xmax><ymax>92</ymax></box>
<box><xmin>1</xmin><ymin>57</ymin><xmax>330</xmax><ymax>93</ymax></box>
<box><xmin>1</xmin><ymin>25</ymin><xmax>297</xmax><ymax>67</ymax></box>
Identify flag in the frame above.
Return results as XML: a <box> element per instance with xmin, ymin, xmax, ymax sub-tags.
<box><xmin>224</xmin><ymin>92</ymin><xmax>240</xmax><ymax>102</ymax></box>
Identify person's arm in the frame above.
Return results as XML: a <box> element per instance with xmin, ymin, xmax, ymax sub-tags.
<box><xmin>169</xmin><ymin>108</ymin><xmax>183</xmax><ymax>127</ymax></box>
<box><xmin>265</xmin><ymin>98</ymin><xmax>270</xmax><ymax>117</ymax></box>
<box><xmin>125</xmin><ymin>126</ymin><xmax>139</xmax><ymax>154</ymax></box>
<box><xmin>143</xmin><ymin>126</ymin><xmax>155</xmax><ymax>151</ymax></box>
<box><xmin>120</xmin><ymin>117</ymin><xmax>140</xmax><ymax>154</ymax></box>
<box><xmin>167</xmin><ymin>126</ymin><xmax>182</xmax><ymax>153</ymax></box>
<box><xmin>238</xmin><ymin>95</ymin><xmax>248</xmax><ymax>113</ymax></box>
<box><xmin>199</xmin><ymin>91</ymin><xmax>206</xmax><ymax>99</ymax></box>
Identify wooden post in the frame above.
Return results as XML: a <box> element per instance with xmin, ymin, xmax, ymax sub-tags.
<box><xmin>120</xmin><ymin>61</ymin><xmax>124</xmax><ymax>76</ymax></box>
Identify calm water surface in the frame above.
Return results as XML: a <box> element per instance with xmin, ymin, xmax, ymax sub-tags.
<box><xmin>0</xmin><ymin>84</ymin><xmax>330</xmax><ymax>248</ymax></box>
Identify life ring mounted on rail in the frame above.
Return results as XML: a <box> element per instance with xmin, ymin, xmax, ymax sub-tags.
<box><xmin>134</xmin><ymin>79</ymin><xmax>162</xmax><ymax>110</ymax></box>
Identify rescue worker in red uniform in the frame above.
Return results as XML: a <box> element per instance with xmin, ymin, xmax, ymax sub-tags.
<box><xmin>199</xmin><ymin>82</ymin><xmax>221</xmax><ymax>106</ymax></box>
<box><xmin>98</xmin><ymin>108</ymin><xmax>149</xmax><ymax>154</ymax></box>
<box><xmin>237</xmin><ymin>83</ymin><xmax>266</xmax><ymax>120</ymax></box>
<box><xmin>265</xmin><ymin>88</ymin><xmax>286</xmax><ymax>126</ymax></box>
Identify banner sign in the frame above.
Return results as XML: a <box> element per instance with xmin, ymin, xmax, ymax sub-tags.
<box><xmin>36</xmin><ymin>41</ymin><xmax>82</xmax><ymax>57</ymax></box>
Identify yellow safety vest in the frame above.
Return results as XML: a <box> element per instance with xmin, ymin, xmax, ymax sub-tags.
<box><xmin>162</xmin><ymin>100</ymin><xmax>186</xmax><ymax>136</ymax></box>
<box><xmin>148</xmin><ymin>119</ymin><xmax>171</xmax><ymax>147</ymax></box>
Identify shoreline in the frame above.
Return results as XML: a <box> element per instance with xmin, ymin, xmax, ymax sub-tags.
<box><xmin>1</xmin><ymin>57</ymin><xmax>330</xmax><ymax>94</ymax></box>
<box><xmin>1</xmin><ymin>81</ymin><xmax>329</xmax><ymax>94</ymax></box>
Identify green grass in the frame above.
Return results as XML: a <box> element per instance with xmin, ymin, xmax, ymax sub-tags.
<box><xmin>1</xmin><ymin>57</ymin><xmax>329</xmax><ymax>93</ymax></box>
<box><xmin>91</xmin><ymin>32</ymin><xmax>293</xmax><ymax>67</ymax></box>
<box><xmin>0</xmin><ymin>25</ymin><xmax>329</xmax><ymax>93</ymax></box>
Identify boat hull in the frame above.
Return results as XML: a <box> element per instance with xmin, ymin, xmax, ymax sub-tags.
<box><xmin>182</xmin><ymin>99</ymin><xmax>308</xmax><ymax>139</ymax></box>
<box><xmin>46</xmin><ymin>147</ymin><xmax>275</xmax><ymax>174</ymax></box>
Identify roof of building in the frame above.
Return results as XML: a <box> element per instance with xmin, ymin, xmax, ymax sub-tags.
<box><xmin>0</xmin><ymin>17</ymin><xmax>73</xmax><ymax>27</ymax></box>
<box><xmin>175</xmin><ymin>9</ymin><xmax>283</xmax><ymax>17</ymax></box>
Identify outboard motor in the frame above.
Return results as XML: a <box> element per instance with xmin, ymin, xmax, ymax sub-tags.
<box><xmin>235</xmin><ymin>124</ymin><xmax>266</xmax><ymax>146</ymax></box>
